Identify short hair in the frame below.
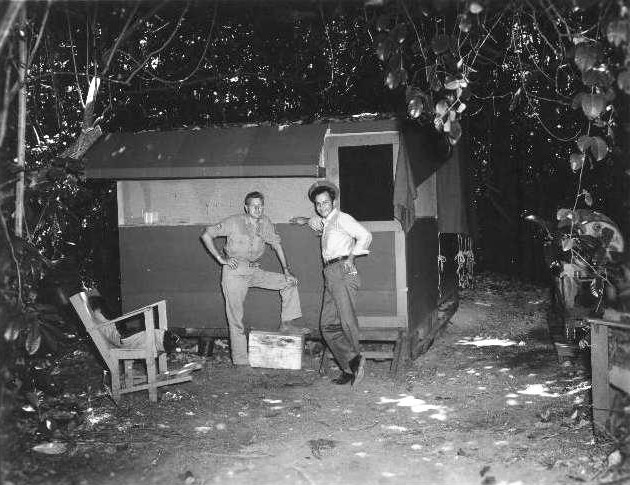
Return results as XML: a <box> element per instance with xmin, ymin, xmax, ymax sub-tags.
<box><xmin>244</xmin><ymin>191</ymin><xmax>265</xmax><ymax>205</ymax></box>
<box><xmin>309</xmin><ymin>185</ymin><xmax>336</xmax><ymax>203</ymax></box>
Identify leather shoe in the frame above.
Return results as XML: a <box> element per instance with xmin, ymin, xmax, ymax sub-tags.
<box><xmin>349</xmin><ymin>354</ymin><xmax>366</xmax><ymax>387</ymax></box>
<box><xmin>332</xmin><ymin>372</ymin><xmax>353</xmax><ymax>385</ymax></box>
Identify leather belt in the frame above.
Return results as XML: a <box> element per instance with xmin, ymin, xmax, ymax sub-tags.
<box><xmin>324</xmin><ymin>255</ymin><xmax>350</xmax><ymax>267</ymax></box>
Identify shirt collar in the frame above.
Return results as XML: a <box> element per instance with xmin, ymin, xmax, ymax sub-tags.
<box><xmin>324</xmin><ymin>208</ymin><xmax>339</xmax><ymax>223</ymax></box>
<box><xmin>245</xmin><ymin>215</ymin><xmax>259</xmax><ymax>226</ymax></box>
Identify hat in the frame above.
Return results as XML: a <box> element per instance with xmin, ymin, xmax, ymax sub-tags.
<box><xmin>308</xmin><ymin>180</ymin><xmax>339</xmax><ymax>202</ymax></box>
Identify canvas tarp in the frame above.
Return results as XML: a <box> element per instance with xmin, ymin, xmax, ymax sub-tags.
<box><xmin>399</xmin><ymin>122</ymin><xmax>469</xmax><ymax>235</ymax></box>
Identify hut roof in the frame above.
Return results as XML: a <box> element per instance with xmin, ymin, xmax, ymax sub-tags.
<box><xmin>83</xmin><ymin>119</ymin><xmax>404</xmax><ymax>180</ymax></box>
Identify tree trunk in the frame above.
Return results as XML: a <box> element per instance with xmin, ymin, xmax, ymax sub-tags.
<box><xmin>0</xmin><ymin>1</ymin><xmax>24</xmax><ymax>55</ymax></box>
<box><xmin>15</xmin><ymin>7</ymin><xmax>26</xmax><ymax>237</ymax></box>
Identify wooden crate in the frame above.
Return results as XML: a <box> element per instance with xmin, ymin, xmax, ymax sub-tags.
<box><xmin>248</xmin><ymin>331</ymin><xmax>303</xmax><ymax>370</ymax></box>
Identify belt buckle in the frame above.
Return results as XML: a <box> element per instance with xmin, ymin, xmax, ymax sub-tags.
<box><xmin>326</xmin><ymin>255</ymin><xmax>347</xmax><ymax>267</ymax></box>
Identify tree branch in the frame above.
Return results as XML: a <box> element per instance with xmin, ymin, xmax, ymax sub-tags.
<box><xmin>101</xmin><ymin>2</ymin><xmax>139</xmax><ymax>76</ymax></box>
<box><xmin>100</xmin><ymin>0</ymin><xmax>170</xmax><ymax>72</ymax></box>
<box><xmin>0</xmin><ymin>0</ymin><xmax>25</xmax><ymax>55</ymax></box>
<box><xmin>123</xmin><ymin>2</ymin><xmax>190</xmax><ymax>85</ymax></box>
<box><xmin>0</xmin><ymin>207</ymin><xmax>23</xmax><ymax>309</ymax></box>
<box><xmin>25</xmin><ymin>0</ymin><xmax>51</xmax><ymax>72</ymax></box>
<box><xmin>66</xmin><ymin>8</ymin><xmax>85</xmax><ymax>108</ymax></box>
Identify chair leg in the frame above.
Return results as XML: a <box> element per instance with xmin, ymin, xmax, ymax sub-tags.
<box><xmin>158</xmin><ymin>353</ymin><xmax>167</xmax><ymax>374</ymax></box>
<box><xmin>146</xmin><ymin>357</ymin><xmax>158</xmax><ymax>402</ymax></box>
<box><xmin>123</xmin><ymin>360</ymin><xmax>133</xmax><ymax>388</ymax></box>
<box><xmin>111</xmin><ymin>363</ymin><xmax>122</xmax><ymax>402</ymax></box>
<box><xmin>390</xmin><ymin>331</ymin><xmax>406</xmax><ymax>377</ymax></box>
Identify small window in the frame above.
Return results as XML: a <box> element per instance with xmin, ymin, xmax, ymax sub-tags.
<box><xmin>338</xmin><ymin>144</ymin><xmax>393</xmax><ymax>221</ymax></box>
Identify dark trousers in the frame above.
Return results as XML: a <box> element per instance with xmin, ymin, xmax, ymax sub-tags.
<box><xmin>320</xmin><ymin>262</ymin><xmax>361</xmax><ymax>373</ymax></box>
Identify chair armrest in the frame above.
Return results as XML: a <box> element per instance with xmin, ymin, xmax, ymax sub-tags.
<box><xmin>108</xmin><ymin>300</ymin><xmax>167</xmax><ymax>325</ymax></box>
<box><xmin>587</xmin><ymin>318</ymin><xmax>630</xmax><ymax>331</ymax></box>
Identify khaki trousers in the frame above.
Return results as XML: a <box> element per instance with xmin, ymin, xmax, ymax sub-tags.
<box><xmin>222</xmin><ymin>263</ymin><xmax>302</xmax><ymax>365</ymax></box>
<box><xmin>320</xmin><ymin>262</ymin><xmax>361</xmax><ymax>373</ymax></box>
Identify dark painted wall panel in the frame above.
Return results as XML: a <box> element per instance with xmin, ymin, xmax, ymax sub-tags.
<box><xmin>438</xmin><ymin>233</ymin><xmax>460</xmax><ymax>304</ymax></box>
<box><xmin>406</xmin><ymin>218</ymin><xmax>439</xmax><ymax>344</ymax></box>
<box><xmin>119</xmin><ymin>224</ymin><xmax>397</xmax><ymax>330</ymax></box>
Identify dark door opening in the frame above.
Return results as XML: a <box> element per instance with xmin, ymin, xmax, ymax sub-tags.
<box><xmin>338</xmin><ymin>144</ymin><xmax>394</xmax><ymax>221</ymax></box>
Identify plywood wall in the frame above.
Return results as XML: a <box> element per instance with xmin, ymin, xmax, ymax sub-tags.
<box><xmin>118</xmin><ymin>178</ymin><xmax>317</xmax><ymax>226</ymax></box>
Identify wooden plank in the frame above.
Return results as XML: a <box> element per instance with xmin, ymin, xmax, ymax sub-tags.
<box><xmin>248</xmin><ymin>331</ymin><xmax>304</xmax><ymax>370</ymax></box>
<box><xmin>360</xmin><ymin>328</ymin><xmax>402</xmax><ymax>341</ymax></box>
<box><xmin>590</xmin><ymin>322</ymin><xmax>610</xmax><ymax>433</ymax></box>
<box><xmin>587</xmin><ymin>318</ymin><xmax>630</xmax><ymax>330</ymax></box>
<box><xmin>610</xmin><ymin>366</ymin><xmax>630</xmax><ymax>395</ymax></box>
<box><xmin>358</xmin><ymin>316</ymin><xmax>406</xmax><ymax>328</ymax></box>
<box><xmin>394</xmin><ymin>225</ymin><xmax>408</xmax><ymax>326</ymax></box>
<box><xmin>363</xmin><ymin>351</ymin><xmax>394</xmax><ymax>360</ymax></box>
<box><xmin>119</xmin><ymin>374</ymin><xmax>193</xmax><ymax>395</ymax></box>
<box><xmin>119</xmin><ymin>178</ymin><xmax>316</xmax><ymax>227</ymax></box>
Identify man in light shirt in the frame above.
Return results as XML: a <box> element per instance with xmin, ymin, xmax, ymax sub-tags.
<box><xmin>291</xmin><ymin>180</ymin><xmax>372</xmax><ymax>387</ymax></box>
<box><xmin>201</xmin><ymin>191</ymin><xmax>304</xmax><ymax>366</ymax></box>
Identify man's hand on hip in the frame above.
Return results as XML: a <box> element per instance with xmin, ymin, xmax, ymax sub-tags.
<box><xmin>343</xmin><ymin>259</ymin><xmax>357</xmax><ymax>275</ymax></box>
<box><xmin>223</xmin><ymin>257</ymin><xmax>239</xmax><ymax>269</ymax></box>
<box><xmin>284</xmin><ymin>270</ymin><xmax>298</xmax><ymax>286</ymax></box>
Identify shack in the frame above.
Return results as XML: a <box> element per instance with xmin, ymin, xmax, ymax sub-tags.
<box><xmin>84</xmin><ymin>119</ymin><xmax>470</xmax><ymax>360</ymax></box>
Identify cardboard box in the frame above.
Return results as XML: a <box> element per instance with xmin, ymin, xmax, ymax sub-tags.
<box><xmin>248</xmin><ymin>331</ymin><xmax>303</xmax><ymax>370</ymax></box>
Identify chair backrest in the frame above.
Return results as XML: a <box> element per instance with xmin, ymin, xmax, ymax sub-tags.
<box><xmin>69</xmin><ymin>292</ymin><xmax>116</xmax><ymax>366</ymax></box>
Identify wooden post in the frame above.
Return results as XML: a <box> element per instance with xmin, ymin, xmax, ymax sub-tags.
<box><xmin>590</xmin><ymin>321</ymin><xmax>609</xmax><ymax>433</ymax></box>
<box><xmin>14</xmin><ymin>6</ymin><xmax>27</xmax><ymax>237</ymax></box>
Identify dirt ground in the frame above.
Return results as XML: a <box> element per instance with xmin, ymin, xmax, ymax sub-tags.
<box><xmin>3</xmin><ymin>274</ymin><xmax>628</xmax><ymax>485</ymax></box>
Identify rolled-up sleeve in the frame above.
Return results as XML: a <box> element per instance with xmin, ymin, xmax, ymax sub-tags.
<box><xmin>307</xmin><ymin>215</ymin><xmax>324</xmax><ymax>232</ymax></box>
<box><xmin>339</xmin><ymin>213</ymin><xmax>372</xmax><ymax>256</ymax></box>
<box><xmin>203</xmin><ymin>217</ymin><xmax>232</xmax><ymax>238</ymax></box>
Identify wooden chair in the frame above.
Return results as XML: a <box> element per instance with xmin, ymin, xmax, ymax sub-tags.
<box><xmin>70</xmin><ymin>292</ymin><xmax>200</xmax><ymax>402</ymax></box>
<box><xmin>587</xmin><ymin>310</ymin><xmax>630</xmax><ymax>433</ymax></box>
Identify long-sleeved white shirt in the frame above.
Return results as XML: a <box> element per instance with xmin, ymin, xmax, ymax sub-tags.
<box><xmin>309</xmin><ymin>208</ymin><xmax>372</xmax><ymax>262</ymax></box>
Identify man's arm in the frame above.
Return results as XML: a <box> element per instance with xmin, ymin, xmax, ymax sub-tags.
<box><xmin>270</xmin><ymin>242</ymin><xmax>298</xmax><ymax>284</ymax></box>
<box><xmin>263</xmin><ymin>218</ymin><xmax>298</xmax><ymax>284</ymax></box>
<box><xmin>339</xmin><ymin>213</ymin><xmax>372</xmax><ymax>268</ymax></box>
<box><xmin>289</xmin><ymin>215</ymin><xmax>323</xmax><ymax>232</ymax></box>
<box><xmin>200</xmin><ymin>223</ymin><xmax>238</xmax><ymax>269</ymax></box>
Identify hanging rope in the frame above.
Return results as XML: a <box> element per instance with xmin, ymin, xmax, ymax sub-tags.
<box><xmin>453</xmin><ymin>234</ymin><xmax>475</xmax><ymax>289</ymax></box>
<box><xmin>464</xmin><ymin>235</ymin><xmax>475</xmax><ymax>288</ymax></box>
<box><xmin>438</xmin><ymin>233</ymin><xmax>446</xmax><ymax>300</ymax></box>
<box><xmin>455</xmin><ymin>234</ymin><xmax>467</xmax><ymax>288</ymax></box>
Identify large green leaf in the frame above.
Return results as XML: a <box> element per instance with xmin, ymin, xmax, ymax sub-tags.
<box><xmin>582</xmin><ymin>69</ymin><xmax>612</xmax><ymax>88</ymax></box>
<box><xmin>617</xmin><ymin>70</ymin><xmax>630</xmax><ymax>94</ymax></box>
<box><xmin>4</xmin><ymin>322</ymin><xmax>20</xmax><ymax>342</ymax></box>
<box><xmin>574</xmin><ymin>43</ymin><xmax>599</xmax><ymax>72</ymax></box>
<box><xmin>469</xmin><ymin>2</ymin><xmax>483</xmax><ymax>14</ymax></box>
<box><xmin>606</xmin><ymin>20</ymin><xmax>630</xmax><ymax>47</ymax></box>
<box><xmin>407</xmin><ymin>96</ymin><xmax>424</xmax><ymax>119</ymax></box>
<box><xmin>448</xmin><ymin>120</ymin><xmax>462</xmax><ymax>145</ymax></box>
<box><xmin>580</xmin><ymin>93</ymin><xmax>605</xmax><ymax>119</ymax></box>
<box><xmin>375</xmin><ymin>39</ymin><xmax>393</xmax><ymax>62</ymax></box>
<box><xmin>570</xmin><ymin>153</ymin><xmax>585</xmax><ymax>172</ymax></box>
<box><xmin>435</xmin><ymin>99</ymin><xmax>449</xmax><ymax>116</ymax></box>
<box><xmin>25</xmin><ymin>325</ymin><xmax>42</xmax><ymax>355</ymax></box>
<box><xmin>576</xmin><ymin>135</ymin><xmax>590</xmax><ymax>153</ymax></box>
<box><xmin>589</xmin><ymin>136</ymin><xmax>608</xmax><ymax>161</ymax></box>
